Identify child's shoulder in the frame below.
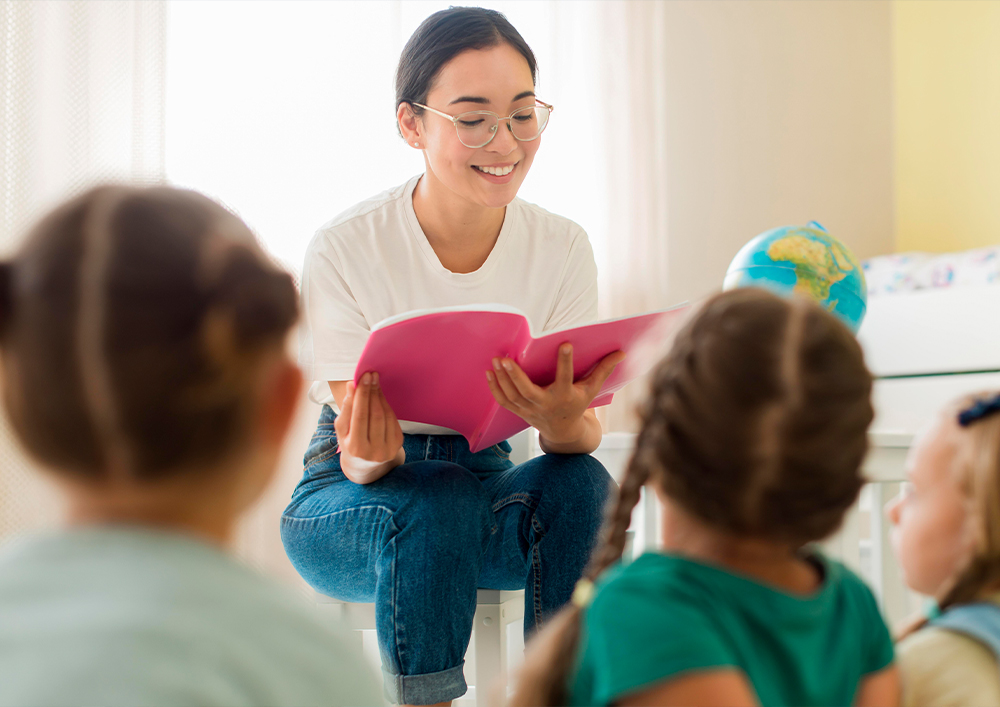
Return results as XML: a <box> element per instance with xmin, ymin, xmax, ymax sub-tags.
<box><xmin>586</xmin><ymin>553</ymin><xmax>723</xmax><ymax>632</ymax></box>
<box><xmin>816</xmin><ymin>554</ymin><xmax>882</xmax><ymax>606</ymax></box>
<box><xmin>898</xmin><ymin>623</ymin><xmax>1000</xmax><ymax>707</ymax></box>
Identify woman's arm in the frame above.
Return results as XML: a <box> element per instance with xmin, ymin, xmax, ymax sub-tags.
<box><xmin>486</xmin><ymin>344</ymin><xmax>625</xmax><ymax>455</ymax></box>
<box><xmin>615</xmin><ymin>669</ymin><xmax>758</xmax><ymax>707</ymax></box>
<box><xmin>329</xmin><ymin>377</ymin><xmax>405</xmax><ymax>485</ymax></box>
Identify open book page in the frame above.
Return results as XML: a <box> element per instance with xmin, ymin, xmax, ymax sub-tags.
<box><xmin>475</xmin><ymin>306</ymin><xmax>690</xmax><ymax>448</ymax></box>
<box><xmin>354</xmin><ymin>304</ymin><xmax>690</xmax><ymax>452</ymax></box>
<box><xmin>354</xmin><ymin>310</ymin><xmax>533</xmax><ymax>448</ymax></box>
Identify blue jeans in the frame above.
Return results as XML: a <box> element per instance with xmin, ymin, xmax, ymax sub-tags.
<box><xmin>280</xmin><ymin>405</ymin><xmax>612</xmax><ymax>705</ymax></box>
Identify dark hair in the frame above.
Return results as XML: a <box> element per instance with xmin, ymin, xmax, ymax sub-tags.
<box><xmin>0</xmin><ymin>185</ymin><xmax>298</xmax><ymax>483</ymax></box>
<box><xmin>510</xmin><ymin>288</ymin><xmax>875</xmax><ymax>706</ymax></box>
<box><xmin>395</xmin><ymin>7</ymin><xmax>537</xmax><ymax>128</ymax></box>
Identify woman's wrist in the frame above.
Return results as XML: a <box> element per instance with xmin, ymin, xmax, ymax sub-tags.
<box><xmin>538</xmin><ymin>413</ymin><xmax>602</xmax><ymax>455</ymax></box>
<box><xmin>341</xmin><ymin>446</ymin><xmax>405</xmax><ymax>484</ymax></box>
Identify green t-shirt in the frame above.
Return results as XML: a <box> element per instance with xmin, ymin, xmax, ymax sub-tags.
<box><xmin>0</xmin><ymin>528</ymin><xmax>381</xmax><ymax>707</ymax></box>
<box><xmin>570</xmin><ymin>552</ymin><xmax>894</xmax><ymax>706</ymax></box>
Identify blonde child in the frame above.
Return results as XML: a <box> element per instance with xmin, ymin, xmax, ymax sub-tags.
<box><xmin>0</xmin><ymin>186</ymin><xmax>380</xmax><ymax>706</ymax></box>
<box><xmin>887</xmin><ymin>391</ymin><xmax>1000</xmax><ymax>705</ymax></box>
<box><xmin>511</xmin><ymin>288</ymin><xmax>899</xmax><ymax>707</ymax></box>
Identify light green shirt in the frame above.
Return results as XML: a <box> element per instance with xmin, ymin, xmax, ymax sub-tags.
<box><xmin>570</xmin><ymin>552</ymin><xmax>894</xmax><ymax>706</ymax></box>
<box><xmin>0</xmin><ymin>527</ymin><xmax>381</xmax><ymax>707</ymax></box>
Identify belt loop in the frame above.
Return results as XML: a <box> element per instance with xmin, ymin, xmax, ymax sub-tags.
<box><xmin>424</xmin><ymin>435</ymin><xmax>431</xmax><ymax>461</ymax></box>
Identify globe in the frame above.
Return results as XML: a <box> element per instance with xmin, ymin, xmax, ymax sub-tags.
<box><xmin>723</xmin><ymin>221</ymin><xmax>867</xmax><ymax>333</ymax></box>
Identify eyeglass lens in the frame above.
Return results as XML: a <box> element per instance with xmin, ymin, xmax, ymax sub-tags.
<box><xmin>455</xmin><ymin>105</ymin><xmax>550</xmax><ymax>148</ymax></box>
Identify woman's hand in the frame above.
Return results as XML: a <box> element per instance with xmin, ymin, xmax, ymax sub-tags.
<box><xmin>485</xmin><ymin>345</ymin><xmax>625</xmax><ymax>454</ymax></box>
<box><xmin>334</xmin><ymin>372</ymin><xmax>405</xmax><ymax>484</ymax></box>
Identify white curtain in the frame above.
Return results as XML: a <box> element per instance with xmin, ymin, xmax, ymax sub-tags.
<box><xmin>0</xmin><ymin>0</ymin><xmax>167</xmax><ymax>541</ymax></box>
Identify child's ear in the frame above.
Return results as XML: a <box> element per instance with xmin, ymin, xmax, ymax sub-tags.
<box><xmin>259</xmin><ymin>358</ymin><xmax>304</xmax><ymax>448</ymax></box>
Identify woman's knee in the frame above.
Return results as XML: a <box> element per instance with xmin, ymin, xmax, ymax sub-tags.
<box><xmin>529</xmin><ymin>453</ymin><xmax>614</xmax><ymax>517</ymax></box>
<box><xmin>389</xmin><ymin>461</ymin><xmax>494</xmax><ymax>538</ymax></box>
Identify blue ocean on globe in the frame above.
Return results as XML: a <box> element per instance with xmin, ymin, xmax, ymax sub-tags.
<box><xmin>723</xmin><ymin>222</ymin><xmax>868</xmax><ymax>333</ymax></box>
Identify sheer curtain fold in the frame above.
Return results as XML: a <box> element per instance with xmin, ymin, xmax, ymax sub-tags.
<box><xmin>0</xmin><ymin>0</ymin><xmax>167</xmax><ymax>541</ymax></box>
<box><xmin>591</xmin><ymin>1</ymin><xmax>672</xmax><ymax>432</ymax></box>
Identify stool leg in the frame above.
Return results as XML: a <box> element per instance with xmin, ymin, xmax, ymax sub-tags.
<box><xmin>473</xmin><ymin>604</ymin><xmax>505</xmax><ymax>707</ymax></box>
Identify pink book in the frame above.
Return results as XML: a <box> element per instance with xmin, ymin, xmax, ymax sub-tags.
<box><xmin>353</xmin><ymin>304</ymin><xmax>691</xmax><ymax>452</ymax></box>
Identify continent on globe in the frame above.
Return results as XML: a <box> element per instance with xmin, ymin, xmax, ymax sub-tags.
<box><xmin>766</xmin><ymin>234</ymin><xmax>856</xmax><ymax>303</ymax></box>
<box><xmin>724</xmin><ymin>222</ymin><xmax>868</xmax><ymax>333</ymax></box>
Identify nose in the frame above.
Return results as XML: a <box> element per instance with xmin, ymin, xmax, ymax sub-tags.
<box><xmin>486</xmin><ymin>119</ymin><xmax>517</xmax><ymax>155</ymax></box>
<box><xmin>885</xmin><ymin>492</ymin><xmax>902</xmax><ymax>525</ymax></box>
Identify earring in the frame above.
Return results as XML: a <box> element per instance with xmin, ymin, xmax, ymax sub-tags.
<box><xmin>413</xmin><ymin>142</ymin><xmax>420</xmax><ymax>148</ymax></box>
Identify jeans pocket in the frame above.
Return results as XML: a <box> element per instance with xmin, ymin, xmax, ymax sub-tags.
<box><xmin>304</xmin><ymin>430</ymin><xmax>339</xmax><ymax>469</ymax></box>
<box><xmin>491</xmin><ymin>441</ymin><xmax>512</xmax><ymax>460</ymax></box>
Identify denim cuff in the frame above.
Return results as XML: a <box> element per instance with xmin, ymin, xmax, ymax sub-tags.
<box><xmin>382</xmin><ymin>661</ymin><xmax>467</xmax><ymax>705</ymax></box>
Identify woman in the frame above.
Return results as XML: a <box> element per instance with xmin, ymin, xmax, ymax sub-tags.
<box><xmin>0</xmin><ymin>186</ymin><xmax>380</xmax><ymax>707</ymax></box>
<box><xmin>282</xmin><ymin>8</ymin><xmax>621</xmax><ymax>706</ymax></box>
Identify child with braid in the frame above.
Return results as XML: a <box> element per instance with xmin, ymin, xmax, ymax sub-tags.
<box><xmin>0</xmin><ymin>186</ymin><xmax>379</xmax><ymax>706</ymax></box>
<box><xmin>510</xmin><ymin>288</ymin><xmax>899</xmax><ymax>707</ymax></box>
<box><xmin>887</xmin><ymin>391</ymin><xmax>1000</xmax><ymax>706</ymax></box>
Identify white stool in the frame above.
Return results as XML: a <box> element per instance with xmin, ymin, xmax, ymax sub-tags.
<box><xmin>317</xmin><ymin>589</ymin><xmax>525</xmax><ymax>706</ymax></box>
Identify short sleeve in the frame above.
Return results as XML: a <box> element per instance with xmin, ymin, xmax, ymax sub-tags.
<box><xmin>543</xmin><ymin>226</ymin><xmax>599</xmax><ymax>332</ymax></box>
<box><xmin>851</xmin><ymin>572</ymin><xmax>896</xmax><ymax>675</ymax></box>
<box><xmin>298</xmin><ymin>231</ymin><xmax>371</xmax><ymax>382</ymax></box>
<box><xmin>579</xmin><ymin>577</ymin><xmax>736</xmax><ymax>705</ymax></box>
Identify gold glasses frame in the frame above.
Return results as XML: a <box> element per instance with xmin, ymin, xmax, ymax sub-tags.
<box><xmin>409</xmin><ymin>100</ymin><xmax>554</xmax><ymax>149</ymax></box>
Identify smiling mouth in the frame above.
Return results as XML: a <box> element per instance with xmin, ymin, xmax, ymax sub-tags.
<box><xmin>473</xmin><ymin>163</ymin><xmax>517</xmax><ymax>177</ymax></box>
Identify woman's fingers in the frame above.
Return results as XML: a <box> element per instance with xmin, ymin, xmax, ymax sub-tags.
<box><xmin>494</xmin><ymin>358</ymin><xmax>540</xmax><ymax>406</ymax></box>
<box><xmin>555</xmin><ymin>344</ymin><xmax>574</xmax><ymax>389</ymax></box>
<box><xmin>368</xmin><ymin>373</ymin><xmax>386</xmax><ymax>446</ymax></box>
<box><xmin>580</xmin><ymin>351</ymin><xmax>627</xmax><ymax>399</ymax></box>
<box><xmin>336</xmin><ymin>381</ymin><xmax>356</xmax><ymax>438</ymax></box>
<box><xmin>352</xmin><ymin>373</ymin><xmax>372</xmax><ymax>447</ymax></box>
<box><xmin>491</xmin><ymin>359</ymin><xmax>528</xmax><ymax>408</ymax></box>
<box><xmin>380</xmin><ymin>386</ymin><xmax>403</xmax><ymax>448</ymax></box>
<box><xmin>486</xmin><ymin>370</ymin><xmax>515</xmax><ymax>410</ymax></box>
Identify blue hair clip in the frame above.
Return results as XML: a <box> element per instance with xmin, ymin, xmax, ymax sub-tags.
<box><xmin>958</xmin><ymin>393</ymin><xmax>1000</xmax><ymax>427</ymax></box>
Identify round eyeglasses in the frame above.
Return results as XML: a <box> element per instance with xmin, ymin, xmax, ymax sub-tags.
<box><xmin>410</xmin><ymin>100</ymin><xmax>553</xmax><ymax>149</ymax></box>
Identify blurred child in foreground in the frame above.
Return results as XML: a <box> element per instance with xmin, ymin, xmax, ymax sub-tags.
<box><xmin>0</xmin><ymin>186</ymin><xmax>380</xmax><ymax>707</ymax></box>
<box><xmin>511</xmin><ymin>289</ymin><xmax>899</xmax><ymax>707</ymax></box>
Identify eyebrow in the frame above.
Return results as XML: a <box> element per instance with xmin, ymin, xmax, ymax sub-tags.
<box><xmin>448</xmin><ymin>90</ymin><xmax>536</xmax><ymax>106</ymax></box>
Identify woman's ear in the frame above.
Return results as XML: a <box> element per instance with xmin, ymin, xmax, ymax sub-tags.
<box><xmin>397</xmin><ymin>102</ymin><xmax>423</xmax><ymax>149</ymax></box>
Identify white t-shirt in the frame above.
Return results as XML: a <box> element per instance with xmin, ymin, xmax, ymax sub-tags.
<box><xmin>0</xmin><ymin>528</ymin><xmax>381</xmax><ymax>707</ymax></box>
<box><xmin>299</xmin><ymin>174</ymin><xmax>599</xmax><ymax>435</ymax></box>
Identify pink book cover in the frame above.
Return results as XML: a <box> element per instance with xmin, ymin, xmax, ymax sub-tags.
<box><xmin>353</xmin><ymin>304</ymin><xmax>691</xmax><ymax>452</ymax></box>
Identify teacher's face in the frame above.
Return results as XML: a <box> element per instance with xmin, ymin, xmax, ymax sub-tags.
<box><xmin>415</xmin><ymin>43</ymin><xmax>541</xmax><ymax>209</ymax></box>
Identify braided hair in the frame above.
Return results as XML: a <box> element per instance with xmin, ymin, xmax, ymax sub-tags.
<box><xmin>509</xmin><ymin>288</ymin><xmax>874</xmax><ymax>706</ymax></box>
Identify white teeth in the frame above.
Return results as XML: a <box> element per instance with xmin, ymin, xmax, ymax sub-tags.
<box><xmin>475</xmin><ymin>163</ymin><xmax>515</xmax><ymax>176</ymax></box>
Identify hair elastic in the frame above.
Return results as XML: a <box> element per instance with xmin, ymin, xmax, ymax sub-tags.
<box><xmin>571</xmin><ymin>578</ymin><xmax>595</xmax><ymax>608</ymax></box>
<box><xmin>958</xmin><ymin>393</ymin><xmax>1000</xmax><ymax>427</ymax></box>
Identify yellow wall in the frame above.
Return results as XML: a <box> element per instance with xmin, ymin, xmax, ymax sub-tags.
<box><xmin>895</xmin><ymin>1</ymin><xmax>1000</xmax><ymax>252</ymax></box>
